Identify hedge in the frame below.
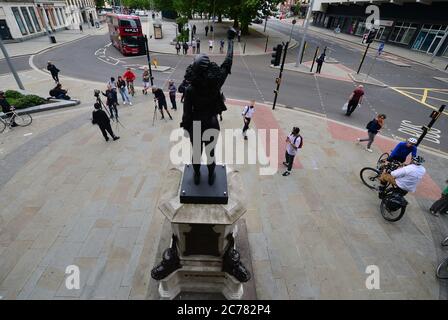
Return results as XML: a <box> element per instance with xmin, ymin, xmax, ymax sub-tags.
<box><xmin>4</xmin><ymin>90</ymin><xmax>47</xmax><ymax>109</ymax></box>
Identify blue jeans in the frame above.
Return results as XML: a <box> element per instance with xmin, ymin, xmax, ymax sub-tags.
<box><xmin>119</xmin><ymin>87</ymin><xmax>131</xmax><ymax>104</ymax></box>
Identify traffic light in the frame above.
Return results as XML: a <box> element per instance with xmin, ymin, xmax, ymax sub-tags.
<box><xmin>271</xmin><ymin>44</ymin><xmax>283</xmax><ymax>66</ymax></box>
<box><xmin>365</xmin><ymin>29</ymin><xmax>378</xmax><ymax>44</ymax></box>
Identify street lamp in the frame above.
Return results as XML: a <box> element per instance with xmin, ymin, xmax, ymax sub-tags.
<box><xmin>295</xmin><ymin>0</ymin><xmax>315</xmax><ymax>67</ymax></box>
<box><xmin>0</xmin><ymin>38</ymin><xmax>25</xmax><ymax>90</ymax></box>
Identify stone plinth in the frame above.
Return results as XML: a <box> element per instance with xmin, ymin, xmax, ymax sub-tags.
<box><xmin>155</xmin><ymin>165</ymin><xmax>248</xmax><ymax>300</ymax></box>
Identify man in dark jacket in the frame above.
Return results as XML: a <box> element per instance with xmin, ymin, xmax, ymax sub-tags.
<box><xmin>92</xmin><ymin>102</ymin><xmax>119</xmax><ymax>141</ymax></box>
<box><xmin>152</xmin><ymin>87</ymin><xmax>173</xmax><ymax>120</ymax></box>
<box><xmin>180</xmin><ymin>28</ymin><xmax>236</xmax><ymax>185</ymax></box>
<box><xmin>47</xmin><ymin>61</ymin><xmax>60</xmax><ymax>83</ymax></box>
<box><xmin>50</xmin><ymin>83</ymin><xmax>71</xmax><ymax>100</ymax></box>
<box><xmin>102</xmin><ymin>86</ymin><xmax>118</xmax><ymax>119</ymax></box>
<box><xmin>0</xmin><ymin>91</ymin><xmax>17</xmax><ymax>127</ymax></box>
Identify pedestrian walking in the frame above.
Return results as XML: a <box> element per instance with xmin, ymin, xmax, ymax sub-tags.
<box><xmin>205</xmin><ymin>25</ymin><xmax>209</xmax><ymax>36</ymax></box>
<box><xmin>315</xmin><ymin>52</ymin><xmax>325</xmax><ymax>74</ymax></box>
<box><xmin>117</xmin><ymin>76</ymin><xmax>132</xmax><ymax>105</ymax></box>
<box><xmin>107</xmin><ymin>77</ymin><xmax>119</xmax><ymax>105</ymax></box>
<box><xmin>430</xmin><ymin>179</ymin><xmax>448</xmax><ymax>216</ymax></box>
<box><xmin>47</xmin><ymin>61</ymin><xmax>60</xmax><ymax>83</ymax></box>
<box><xmin>178</xmin><ymin>79</ymin><xmax>189</xmax><ymax>103</ymax></box>
<box><xmin>92</xmin><ymin>102</ymin><xmax>120</xmax><ymax>142</ymax></box>
<box><xmin>142</xmin><ymin>67</ymin><xmax>150</xmax><ymax>95</ymax></box>
<box><xmin>196</xmin><ymin>39</ymin><xmax>201</xmax><ymax>53</ymax></box>
<box><xmin>192</xmin><ymin>24</ymin><xmax>196</xmax><ymax>36</ymax></box>
<box><xmin>282</xmin><ymin>127</ymin><xmax>303</xmax><ymax>176</ymax></box>
<box><xmin>183</xmin><ymin>42</ymin><xmax>189</xmax><ymax>55</ymax></box>
<box><xmin>192</xmin><ymin>40</ymin><xmax>196</xmax><ymax>54</ymax></box>
<box><xmin>242</xmin><ymin>100</ymin><xmax>255</xmax><ymax>140</ymax></box>
<box><xmin>102</xmin><ymin>85</ymin><xmax>119</xmax><ymax>119</ymax></box>
<box><xmin>152</xmin><ymin>87</ymin><xmax>173</xmax><ymax>120</ymax></box>
<box><xmin>79</xmin><ymin>24</ymin><xmax>83</xmax><ymax>33</ymax></box>
<box><xmin>345</xmin><ymin>85</ymin><xmax>364</xmax><ymax>116</ymax></box>
<box><xmin>210</xmin><ymin>25</ymin><xmax>214</xmax><ymax>34</ymax></box>
<box><xmin>237</xmin><ymin>30</ymin><xmax>241</xmax><ymax>42</ymax></box>
<box><xmin>208</xmin><ymin>39</ymin><xmax>213</xmax><ymax>52</ymax></box>
<box><xmin>175</xmin><ymin>42</ymin><xmax>181</xmax><ymax>55</ymax></box>
<box><xmin>219</xmin><ymin>39</ymin><xmax>225</xmax><ymax>53</ymax></box>
<box><xmin>168</xmin><ymin>80</ymin><xmax>177</xmax><ymax>110</ymax></box>
<box><xmin>357</xmin><ymin>114</ymin><xmax>386</xmax><ymax>152</ymax></box>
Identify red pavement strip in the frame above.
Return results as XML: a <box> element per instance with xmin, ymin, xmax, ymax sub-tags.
<box><xmin>227</xmin><ymin>98</ymin><xmax>441</xmax><ymax>199</ymax></box>
<box><xmin>327</xmin><ymin>121</ymin><xmax>441</xmax><ymax>200</ymax></box>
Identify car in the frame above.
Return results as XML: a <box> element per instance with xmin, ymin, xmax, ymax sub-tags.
<box><xmin>252</xmin><ymin>17</ymin><xmax>263</xmax><ymax>24</ymax></box>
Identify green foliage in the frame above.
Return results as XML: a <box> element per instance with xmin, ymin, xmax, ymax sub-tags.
<box><xmin>5</xmin><ymin>91</ymin><xmax>47</xmax><ymax>109</ymax></box>
<box><xmin>95</xmin><ymin>0</ymin><xmax>105</xmax><ymax>8</ymax></box>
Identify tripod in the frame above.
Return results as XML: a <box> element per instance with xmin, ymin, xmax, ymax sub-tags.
<box><xmin>96</xmin><ymin>95</ymin><xmax>125</xmax><ymax>130</ymax></box>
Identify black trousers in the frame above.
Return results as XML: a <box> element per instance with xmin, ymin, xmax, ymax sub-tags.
<box><xmin>51</xmin><ymin>73</ymin><xmax>59</xmax><ymax>82</ymax></box>
<box><xmin>169</xmin><ymin>94</ymin><xmax>177</xmax><ymax>109</ymax></box>
<box><xmin>188</xmin><ymin>117</ymin><xmax>220</xmax><ymax>176</ymax></box>
<box><xmin>431</xmin><ymin>195</ymin><xmax>448</xmax><ymax>213</ymax></box>
<box><xmin>346</xmin><ymin>99</ymin><xmax>358</xmax><ymax>116</ymax></box>
<box><xmin>316</xmin><ymin>63</ymin><xmax>323</xmax><ymax>74</ymax></box>
<box><xmin>285</xmin><ymin>151</ymin><xmax>295</xmax><ymax>172</ymax></box>
<box><xmin>242</xmin><ymin>117</ymin><xmax>251</xmax><ymax>133</ymax></box>
<box><xmin>109</xmin><ymin>104</ymin><xmax>118</xmax><ymax>118</ymax></box>
<box><xmin>99</xmin><ymin>123</ymin><xmax>115</xmax><ymax>140</ymax></box>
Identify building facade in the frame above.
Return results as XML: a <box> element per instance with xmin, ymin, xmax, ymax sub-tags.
<box><xmin>0</xmin><ymin>0</ymin><xmax>97</xmax><ymax>41</ymax></box>
<box><xmin>311</xmin><ymin>0</ymin><xmax>448</xmax><ymax>57</ymax></box>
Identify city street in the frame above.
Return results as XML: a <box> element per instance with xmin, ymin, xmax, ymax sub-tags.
<box><xmin>0</xmin><ymin>15</ymin><xmax>448</xmax><ymax>300</ymax></box>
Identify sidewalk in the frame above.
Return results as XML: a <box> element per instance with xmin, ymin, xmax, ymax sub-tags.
<box><xmin>143</xmin><ymin>17</ymin><xmax>297</xmax><ymax>56</ymax></box>
<box><xmin>277</xmin><ymin>17</ymin><xmax>448</xmax><ymax>72</ymax></box>
<box><xmin>0</xmin><ymin>25</ymin><xmax>108</xmax><ymax>59</ymax></box>
<box><xmin>0</xmin><ymin>69</ymin><xmax>447</xmax><ymax>299</ymax></box>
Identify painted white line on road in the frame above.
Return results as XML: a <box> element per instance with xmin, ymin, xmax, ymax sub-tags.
<box><xmin>23</xmin><ymin>133</ymin><xmax>33</xmax><ymax>136</ymax></box>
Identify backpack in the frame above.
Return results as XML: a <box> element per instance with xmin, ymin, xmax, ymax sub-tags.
<box><xmin>292</xmin><ymin>135</ymin><xmax>303</xmax><ymax>149</ymax></box>
<box><xmin>385</xmin><ymin>193</ymin><xmax>408</xmax><ymax>211</ymax></box>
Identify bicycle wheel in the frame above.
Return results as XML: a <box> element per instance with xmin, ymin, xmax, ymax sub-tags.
<box><xmin>377</xmin><ymin>152</ymin><xmax>389</xmax><ymax>170</ymax></box>
<box><xmin>0</xmin><ymin>119</ymin><xmax>6</xmax><ymax>133</ymax></box>
<box><xmin>436</xmin><ymin>257</ymin><xmax>448</xmax><ymax>280</ymax></box>
<box><xmin>360</xmin><ymin>167</ymin><xmax>381</xmax><ymax>190</ymax></box>
<box><xmin>14</xmin><ymin>113</ymin><xmax>32</xmax><ymax>127</ymax></box>
<box><xmin>380</xmin><ymin>199</ymin><xmax>406</xmax><ymax>222</ymax></box>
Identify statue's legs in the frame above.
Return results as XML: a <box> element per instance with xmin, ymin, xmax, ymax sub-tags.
<box><xmin>188</xmin><ymin>116</ymin><xmax>220</xmax><ymax>185</ymax></box>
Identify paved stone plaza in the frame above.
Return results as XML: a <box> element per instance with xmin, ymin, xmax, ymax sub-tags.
<box><xmin>0</xmin><ymin>77</ymin><xmax>446</xmax><ymax>298</ymax></box>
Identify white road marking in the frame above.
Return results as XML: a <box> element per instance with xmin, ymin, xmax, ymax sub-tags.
<box><xmin>23</xmin><ymin>133</ymin><xmax>33</xmax><ymax>136</ymax></box>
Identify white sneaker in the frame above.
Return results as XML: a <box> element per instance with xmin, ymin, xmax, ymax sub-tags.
<box><xmin>366</xmin><ymin>148</ymin><xmax>373</xmax><ymax>153</ymax></box>
<box><xmin>356</xmin><ymin>138</ymin><xmax>361</xmax><ymax>145</ymax></box>
<box><xmin>129</xmin><ymin>102</ymin><xmax>133</xmax><ymax>106</ymax></box>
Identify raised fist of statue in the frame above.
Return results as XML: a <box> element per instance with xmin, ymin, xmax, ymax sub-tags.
<box><xmin>227</xmin><ymin>27</ymin><xmax>237</xmax><ymax>41</ymax></box>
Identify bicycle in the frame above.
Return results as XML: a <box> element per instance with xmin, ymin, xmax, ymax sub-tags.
<box><xmin>436</xmin><ymin>236</ymin><xmax>448</xmax><ymax>280</ymax></box>
<box><xmin>0</xmin><ymin>107</ymin><xmax>33</xmax><ymax>133</ymax></box>
<box><xmin>360</xmin><ymin>153</ymin><xmax>408</xmax><ymax>222</ymax></box>
<box><xmin>126</xmin><ymin>81</ymin><xmax>135</xmax><ymax>97</ymax></box>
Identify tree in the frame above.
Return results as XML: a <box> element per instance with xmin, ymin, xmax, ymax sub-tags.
<box><xmin>94</xmin><ymin>0</ymin><xmax>105</xmax><ymax>8</ymax></box>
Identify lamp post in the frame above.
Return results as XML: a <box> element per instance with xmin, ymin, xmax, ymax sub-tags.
<box><xmin>295</xmin><ymin>0</ymin><xmax>315</xmax><ymax>67</ymax></box>
<box><xmin>0</xmin><ymin>38</ymin><xmax>25</xmax><ymax>90</ymax></box>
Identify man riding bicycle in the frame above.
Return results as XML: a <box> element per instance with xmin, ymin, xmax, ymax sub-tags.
<box><xmin>388</xmin><ymin>138</ymin><xmax>418</xmax><ymax>164</ymax></box>
<box><xmin>379</xmin><ymin>156</ymin><xmax>426</xmax><ymax>197</ymax></box>
<box><xmin>0</xmin><ymin>91</ymin><xmax>18</xmax><ymax>127</ymax></box>
<box><xmin>122</xmin><ymin>68</ymin><xmax>136</xmax><ymax>94</ymax></box>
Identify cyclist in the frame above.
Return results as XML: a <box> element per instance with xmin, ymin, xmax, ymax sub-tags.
<box><xmin>0</xmin><ymin>91</ymin><xmax>17</xmax><ymax>127</ymax></box>
<box><xmin>380</xmin><ymin>156</ymin><xmax>426</xmax><ymax>196</ymax></box>
<box><xmin>388</xmin><ymin>137</ymin><xmax>418</xmax><ymax>164</ymax></box>
<box><xmin>122</xmin><ymin>68</ymin><xmax>136</xmax><ymax>95</ymax></box>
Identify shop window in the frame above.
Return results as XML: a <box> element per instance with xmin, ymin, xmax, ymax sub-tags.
<box><xmin>28</xmin><ymin>7</ymin><xmax>42</xmax><ymax>32</ymax></box>
<box><xmin>389</xmin><ymin>22</ymin><xmax>417</xmax><ymax>45</ymax></box>
<box><xmin>12</xmin><ymin>7</ymin><xmax>27</xmax><ymax>35</ymax></box>
<box><xmin>355</xmin><ymin>22</ymin><xmax>366</xmax><ymax>36</ymax></box>
<box><xmin>20</xmin><ymin>7</ymin><xmax>35</xmax><ymax>33</ymax></box>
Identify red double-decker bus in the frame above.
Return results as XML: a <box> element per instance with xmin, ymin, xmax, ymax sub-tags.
<box><xmin>106</xmin><ymin>13</ymin><xmax>146</xmax><ymax>56</ymax></box>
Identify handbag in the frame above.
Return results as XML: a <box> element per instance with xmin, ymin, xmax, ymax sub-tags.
<box><xmin>342</xmin><ymin>102</ymin><xmax>348</xmax><ymax>111</ymax></box>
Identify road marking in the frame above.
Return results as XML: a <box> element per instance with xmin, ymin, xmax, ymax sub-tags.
<box><xmin>398</xmin><ymin>120</ymin><xmax>441</xmax><ymax>144</ymax></box>
<box><xmin>390</xmin><ymin>86</ymin><xmax>448</xmax><ymax>116</ymax></box>
<box><xmin>23</xmin><ymin>133</ymin><xmax>33</xmax><ymax>137</ymax></box>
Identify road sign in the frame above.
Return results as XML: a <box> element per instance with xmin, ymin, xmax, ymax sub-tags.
<box><xmin>378</xmin><ymin>42</ymin><xmax>385</xmax><ymax>55</ymax></box>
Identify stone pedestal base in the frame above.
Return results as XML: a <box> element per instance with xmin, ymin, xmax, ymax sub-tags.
<box><xmin>158</xmin><ymin>263</ymin><xmax>243</xmax><ymax>300</ymax></box>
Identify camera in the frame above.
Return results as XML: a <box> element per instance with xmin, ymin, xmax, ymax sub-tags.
<box><xmin>94</xmin><ymin>89</ymin><xmax>100</xmax><ymax>98</ymax></box>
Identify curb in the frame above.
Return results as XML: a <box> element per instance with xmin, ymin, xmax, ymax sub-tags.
<box><xmin>0</xmin><ymin>99</ymin><xmax>81</xmax><ymax>118</ymax></box>
<box><xmin>308</xmin><ymin>27</ymin><xmax>448</xmax><ymax>73</ymax></box>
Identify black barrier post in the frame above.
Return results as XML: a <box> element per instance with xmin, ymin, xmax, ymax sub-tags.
<box><xmin>272</xmin><ymin>41</ymin><xmax>289</xmax><ymax>110</ymax></box>
<box><xmin>299</xmin><ymin>41</ymin><xmax>306</xmax><ymax>64</ymax></box>
<box><xmin>357</xmin><ymin>42</ymin><xmax>371</xmax><ymax>74</ymax></box>
<box><xmin>265</xmin><ymin>35</ymin><xmax>269</xmax><ymax>52</ymax></box>
<box><xmin>310</xmin><ymin>46</ymin><xmax>319</xmax><ymax>72</ymax></box>
<box><xmin>416</xmin><ymin>104</ymin><xmax>446</xmax><ymax>146</ymax></box>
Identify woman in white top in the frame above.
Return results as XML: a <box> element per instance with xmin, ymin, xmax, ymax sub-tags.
<box><xmin>282</xmin><ymin>127</ymin><xmax>302</xmax><ymax>176</ymax></box>
<box><xmin>208</xmin><ymin>40</ymin><xmax>213</xmax><ymax>52</ymax></box>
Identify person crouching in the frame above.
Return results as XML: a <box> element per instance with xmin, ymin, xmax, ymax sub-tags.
<box><xmin>92</xmin><ymin>102</ymin><xmax>120</xmax><ymax>142</ymax></box>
